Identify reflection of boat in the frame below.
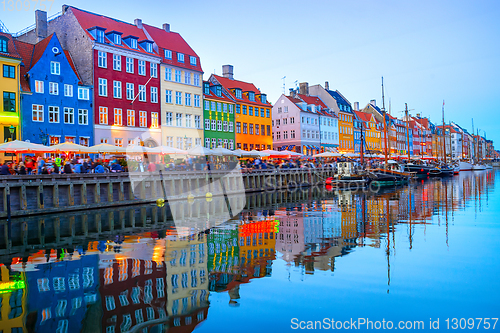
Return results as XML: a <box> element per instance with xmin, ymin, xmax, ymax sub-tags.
<box><xmin>429</xmin><ymin>166</ymin><xmax>454</xmax><ymax>177</ymax></box>
<box><xmin>459</xmin><ymin>161</ymin><xmax>473</xmax><ymax>171</ymax></box>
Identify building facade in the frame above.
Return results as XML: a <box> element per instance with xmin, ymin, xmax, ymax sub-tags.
<box><xmin>202</xmin><ymin>81</ymin><xmax>235</xmax><ymax>149</ymax></box>
<box><xmin>210</xmin><ymin>66</ymin><xmax>272</xmax><ymax>151</ymax></box>
<box><xmin>16</xmin><ymin>34</ymin><xmax>93</xmax><ymax>146</ymax></box>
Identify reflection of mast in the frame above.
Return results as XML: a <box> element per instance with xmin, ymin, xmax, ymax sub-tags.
<box><xmin>386</xmin><ymin>195</ymin><xmax>391</xmax><ymax>293</ymax></box>
<box><xmin>408</xmin><ymin>184</ymin><xmax>413</xmax><ymax>250</ymax></box>
<box><xmin>445</xmin><ymin>179</ymin><xmax>449</xmax><ymax>248</ymax></box>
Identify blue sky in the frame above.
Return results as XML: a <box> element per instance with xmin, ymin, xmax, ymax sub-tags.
<box><xmin>3</xmin><ymin>0</ymin><xmax>500</xmax><ymax>144</ymax></box>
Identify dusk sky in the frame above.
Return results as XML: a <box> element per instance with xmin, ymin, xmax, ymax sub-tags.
<box><xmin>3</xmin><ymin>0</ymin><xmax>500</xmax><ymax>144</ymax></box>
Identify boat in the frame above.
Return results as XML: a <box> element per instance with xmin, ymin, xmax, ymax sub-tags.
<box><xmin>492</xmin><ymin>161</ymin><xmax>500</xmax><ymax>167</ymax></box>
<box><xmin>368</xmin><ymin>161</ymin><xmax>412</xmax><ymax>186</ymax></box>
<box><xmin>325</xmin><ymin>161</ymin><xmax>370</xmax><ymax>188</ymax></box>
<box><xmin>429</xmin><ymin>166</ymin><xmax>454</xmax><ymax>177</ymax></box>
<box><xmin>458</xmin><ymin>160</ymin><xmax>473</xmax><ymax>171</ymax></box>
<box><xmin>485</xmin><ymin>164</ymin><xmax>493</xmax><ymax>170</ymax></box>
<box><xmin>453</xmin><ymin>166</ymin><xmax>460</xmax><ymax>175</ymax></box>
<box><xmin>402</xmin><ymin>163</ymin><xmax>432</xmax><ymax>177</ymax></box>
<box><xmin>472</xmin><ymin>164</ymin><xmax>486</xmax><ymax>171</ymax></box>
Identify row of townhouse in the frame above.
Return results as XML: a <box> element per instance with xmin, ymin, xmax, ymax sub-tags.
<box><xmin>1</xmin><ymin>6</ymin><xmax>272</xmax><ymax>161</ymax></box>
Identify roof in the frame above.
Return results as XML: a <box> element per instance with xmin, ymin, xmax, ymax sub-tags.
<box><xmin>354</xmin><ymin>110</ymin><xmax>374</xmax><ymax>123</ymax></box>
<box><xmin>202</xmin><ymin>81</ymin><xmax>234</xmax><ymax>103</ymax></box>
<box><xmin>211</xmin><ymin>74</ymin><xmax>272</xmax><ymax>107</ymax></box>
<box><xmin>327</xmin><ymin>89</ymin><xmax>351</xmax><ymax>109</ymax></box>
<box><xmin>296</xmin><ymin>94</ymin><xmax>327</xmax><ymax>109</ymax></box>
<box><xmin>0</xmin><ymin>31</ymin><xmax>21</xmax><ymax>60</ymax></box>
<box><xmin>142</xmin><ymin>23</ymin><xmax>202</xmax><ymax>72</ymax></box>
<box><xmin>31</xmin><ymin>33</ymin><xmax>53</xmax><ymax>68</ymax></box>
<box><xmin>68</xmin><ymin>6</ymin><xmax>160</xmax><ymax>58</ymax></box>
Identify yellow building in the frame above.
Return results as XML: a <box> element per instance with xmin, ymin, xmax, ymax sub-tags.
<box><xmin>0</xmin><ymin>32</ymin><xmax>21</xmax><ymax>161</ymax></box>
<box><xmin>355</xmin><ymin>111</ymin><xmax>381</xmax><ymax>151</ymax></box>
<box><xmin>338</xmin><ymin>111</ymin><xmax>353</xmax><ymax>152</ymax></box>
<box><xmin>210</xmin><ymin>66</ymin><xmax>273</xmax><ymax>151</ymax></box>
<box><xmin>143</xmin><ymin>24</ymin><xmax>204</xmax><ymax>149</ymax></box>
<box><xmin>0</xmin><ymin>266</ymin><xmax>27</xmax><ymax>333</ymax></box>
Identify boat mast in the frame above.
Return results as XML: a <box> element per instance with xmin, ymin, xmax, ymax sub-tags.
<box><xmin>472</xmin><ymin>118</ymin><xmax>475</xmax><ymax>164</ymax></box>
<box><xmin>405</xmin><ymin>103</ymin><xmax>411</xmax><ymax>161</ymax></box>
<box><xmin>382</xmin><ymin>77</ymin><xmax>388</xmax><ymax>164</ymax></box>
<box><xmin>442</xmin><ymin>100</ymin><xmax>447</xmax><ymax>165</ymax></box>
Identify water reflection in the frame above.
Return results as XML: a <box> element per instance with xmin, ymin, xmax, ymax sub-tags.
<box><xmin>0</xmin><ymin>170</ymin><xmax>496</xmax><ymax>332</ymax></box>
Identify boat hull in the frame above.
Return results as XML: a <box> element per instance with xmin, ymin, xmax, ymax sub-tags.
<box><xmin>402</xmin><ymin>164</ymin><xmax>431</xmax><ymax>177</ymax></box>
<box><xmin>459</xmin><ymin>161</ymin><xmax>473</xmax><ymax>171</ymax></box>
<box><xmin>472</xmin><ymin>165</ymin><xmax>486</xmax><ymax>171</ymax></box>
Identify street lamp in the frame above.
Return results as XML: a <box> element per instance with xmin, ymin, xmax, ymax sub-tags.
<box><xmin>8</xmin><ymin>125</ymin><xmax>15</xmax><ymax>142</ymax></box>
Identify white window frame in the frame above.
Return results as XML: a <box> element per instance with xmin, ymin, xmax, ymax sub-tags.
<box><xmin>113</xmin><ymin>81</ymin><xmax>122</xmax><ymax>99</ymax></box>
<box><xmin>78</xmin><ymin>109</ymin><xmax>88</xmax><ymax>125</ymax></box>
<box><xmin>139</xmin><ymin>111</ymin><xmax>147</xmax><ymax>127</ymax></box>
<box><xmin>49</xmin><ymin>82</ymin><xmax>58</xmax><ymax>95</ymax></box>
<box><xmin>165</xmin><ymin>89</ymin><xmax>172</xmax><ymax>103</ymax></box>
<box><xmin>48</xmin><ymin>106</ymin><xmax>59</xmax><ymax>123</ymax></box>
<box><xmin>126</xmin><ymin>83</ymin><xmax>134</xmax><ymax>100</ymax></box>
<box><xmin>64</xmin><ymin>107</ymin><xmax>74</xmax><ymax>124</ymax></box>
<box><xmin>150</xmin><ymin>63</ymin><xmax>157</xmax><ymax>78</ymax></box>
<box><xmin>32</xmin><ymin>104</ymin><xmax>43</xmax><ymax>122</ymax></box>
<box><xmin>50</xmin><ymin>61</ymin><xmax>60</xmax><ymax>75</ymax></box>
<box><xmin>164</xmin><ymin>49</ymin><xmax>172</xmax><ymax>59</ymax></box>
<box><xmin>113</xmin><ymin>54</ymin><xmax>121</xmax><ymax>71</ymax></box>
<box><xmin>190</xmin><ymin>56</ymin><xmax>196</xmax><ymax>66</ymax></box>
<box><xmin>138</xmin><ymin>60</ymin><xmax>146</xmax><ymax>76</ymax></box>
<box><xmin>177</xmin><ymin>53</ymin><xmax>184</xmax><ymax>63</ymax></box>
<box><xmin>98</xmin><ymin>78</ymin><xmax>107</xmax><ymax>97</ymax></box>
<box><xmin>126</xmin><ymin>57</ymin><xmax>134</xmax><ymax>73</ymax></box>
<box><xmin>78</xmin><ymin>87</ymin><xmax>89</xmax><ymax>100</ymax></box>
<box><xmin>99</xmin><ymin>106</ymin><xmax>108</xmax><ymax>125</ymax></box>
<box><xmin>138</xmin><ymin>85</ymin><xmax>146</xmax><ymax>102</ymax></box>
<box><xmin>194</xmin><ymin>95</ymin><xmax>200</xmax><ymax>108</ymax></box>
<box><xmin>98</xmin><ymin>51</ymin><xmax>107</xmax><ymax>68</ymax></box>
<box><xmin>64</xmin><ymin>84</ymin><xmax>73</xmax><ymax>97</ymax></box>
<box><xmin>35</xmin><ymin>80</ymin><xmax>44</xmax><ymax>93</ymax></box>
<box><xmin>151</xmin><ymin>112</ymin><xmax>159</xmax><ymax>128</ymax></box>
<box><xmin>127</xmin><ymin>109</ymin><xmax>135</xmax><ymax>126</ymax></box>
<box><xmin>114</xmin><ymin>108</ymin><xmax>122</xmax><ymax>126</ymax></box>
<box><xmin>151</xmin><ymin>87</ymin><xmax>158</xmax><ymax>103</ymax></box>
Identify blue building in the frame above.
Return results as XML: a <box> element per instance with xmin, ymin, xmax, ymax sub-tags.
<box><xmin>15</xmin><ymin>34</ymin><xmax>93</xmax><ymax>146</ymax></box>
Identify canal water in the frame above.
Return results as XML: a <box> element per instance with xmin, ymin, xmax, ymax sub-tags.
<box><xmin>0</xmin><ymin>170</ymin><xmax>498</xmax><ymax>332</ymax></box>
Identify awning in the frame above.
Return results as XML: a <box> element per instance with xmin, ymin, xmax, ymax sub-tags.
<box><xmin>0</xmin><ymin>115</ymin><xmax>19</xmax><ymax>126</ymax></box>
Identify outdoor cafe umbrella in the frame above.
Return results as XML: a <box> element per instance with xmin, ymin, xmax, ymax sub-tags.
<box><xmin>248</xmin><ymin>150</ymin><xmax>270</xmax><ymax>157</ymax></box>
<box><xmin>234</xmin><ymin>149</ymin><xmax>262</xmax><ymax>158</ymax></box>
<box><xmin>157</xmin><ymin>146</ymin><xmax>188</xmax><ymax>155</ymax></box>
<box><xmin>312</xmin><ymin>152</ymin><xmax>342</xmax><ymax>158</ymax></box>
<box><xmin>85</xmin><ymin>143</ymin><xmax>126</xmax><ymax>154</ymax></box>
<box><xmin>0</xmin><ymin>140</ymin><xmax>53</xmax><ymax>153</ymax></box>
<box><xmin>186</xmin><ymin>145</ymin><xmax>222</xmax><ymax>156</ymax></box>
<box><xmin>50</xmin><ymin>142</ymin><xmax>90</xmax><ymax>153</ymax></box>
<box><xmin>125</xmin><ymin>145</ymin><xmax>159</xmax><ymax>154</ymax></box>
<box><xmin>213</xmin><ymin>146</ymin><xmax>241</xmax><ymax>157</ymax></box>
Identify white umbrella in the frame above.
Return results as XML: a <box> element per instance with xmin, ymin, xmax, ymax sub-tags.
<box><xmin>50</xmin><ymin>142</ymin><xmax>90</xmax><ymax>153</ymax></box>
<box><xmin>234</xmin><ymin>149</ymin><xmax>259</xmax><ymax>157</ymax></box>
<box><xmin>213</xmin><ymin>146</ymin><xmax>241</xmax><ymax>156</ymax></box>
<box><xmin>0</xmin><ymin>140</ymin><xmax>53</xmax><ymax>153</ymax></box>
<box><xmin>186</xmin><ymin>145</ymin><xmax>222</xmax><ymax>156</ymax></box>
<box><xmin>249</xmin><ymin>150</ymin><xmax>270</xmax><ymax>157</ymax></box>
<box><xmin>312</xmin><ymin>152</ymin><xmax>338</xmax><ymax>158</ymax></box>
<box><xmin>125</xmin><ymin>145</ymin><xmax>159</xmax><ymax>154</ymax></box>
<box><xmin>157</xmin><ymin>146</ymin><xmax>188</xmax><ymax>155</ymax></box>
<box><xmin>86</xmin><ymin>143</ymin><xmax>126</xmax><ymax>154</ymax></box>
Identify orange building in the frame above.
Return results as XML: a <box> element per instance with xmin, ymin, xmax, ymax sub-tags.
<box><xmin>210</xmin><ymin>65</ymin><xmax>272</xmax><ymax>150</ymax></box>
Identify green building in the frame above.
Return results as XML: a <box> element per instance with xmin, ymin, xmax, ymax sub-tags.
<box><xmin>203</xmin><ymin>81</ymin><xmax>236</xmax><ymax>149</ymax></box>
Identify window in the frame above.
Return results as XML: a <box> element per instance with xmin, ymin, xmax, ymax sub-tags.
<box><xmin>99</xmin><ymin>107</ymin><xmax>108</xmax><ymax>125</ymax></box>
<box><xmin>242</xmin><ymin>105</ymin><xmax>247</xmax><ymax>115</ymax></box>
<box><xmin>236</xmin><ymin>122</ymin><xmax>241</xmax><ymax>133</ymax></box>
<box><xmin>139</xmin><ymin>111</ymin><xmax>147</xmax><ymax>127</ymax></box>
<box><xmin>211</xmin><ymin>101</ymin><xmax>216</xmax><ymax>111</ymax></box>
<box><xmin>35</xmin><ymin>80</ymin><xmax>44</xmax><ymax>93</ymax></box>
<box><xmin>113</xmin><ymin>54</ymin><xmax>121</xmax><ymax>71</ymax></box>
<box><xmin>50</xmin><ymin>61</ymin><xmax>60</xmax><ymax>75</ymax></box>
<box><xmin>204</xmin><ymin>119</ymin><xmax>210</xmax><ymax>130</ymax></box>
<box><xmin>194</xmin><ymin>74</ymin><xmax>200</xmax><ymax>86</ymax></box>
<box><xmin>64</xmin><ymin>84</ymin><xmax>73</xmax><ymax>97</ymax></box>
<box><xmin>276</xmin><ymin>132</ymin><xmax>281</xmax><ymax>140</ymax></box>
<box><xmin>190</xmin><ymin>56</ymin><xmax>196</xmax><ymax>65</ymax></box>
<box><xmin>175</xmin><ymin>91</ymin><xmax>182</xmax><ymax>104</ymax></box>
<box><xmin>217</xmin><ymin>120</ymin><xmax>222</xmax><ymax>132</ymax></box>
<box><xmin>78</xmin><ymin>87</ymin><xmax>89</xmax><ymax>100</ymax></box>
<box><xmin>255</xmin><ymin>123</ymin><xmax>259</xmax><ymax>135</ymax></box>
<box><xmin>151</xmin><ymin>112</ymin><xmax>159</xmax><ymax>128</ymax></box>
<box><xmin>139</xmin><ymin>85</ymin><xmax>146</xmax><ymax>102</ymax></box>
<box><xmin>126</xmin><ymin>83</ymin><xmax>134</xmax><ymax>100</ymax></box>
<box><xmin>64</xmin><ymin>107</ymin><xmax>74</xmax><ymax>124</ymax></box>
<box><xmin>193</xmin><ymin>115</ymin><xmax>199</xmax><ymax>129</ymax></box>
<box><xmin>211</xmin><ymin>119</ymin><xmax>216</xmax><ymax>131</ymax></box>
<box><xmin>243</xmin><ymin>123</ymin><xmax>248</xmax><ymax>134</ymax></box>
<box><xmin>186</xmin><ymin>114</ymin><xmax>192</xmax><ymax>127</ymax></box>
<box><xmin>100</xmin><ymin>138</ymin><xmax>108</xmax><ymax>144</ymax></box>
<box><xmin>176</xmin><ymin>113</ymin><xmax>182</xmax><ymax>127</ymax></box>
<box><xmin>165</xmin><ymin>112</ymin><xmax>172</xmax><ymax>126</ymax></box>
<box><xmin>249</xmin><ymin>106</ymin><xmax>253</xmax><ymax>116</ymax></box>
<box><xmin>113</xmin><ymin>81</ymin><xmax>122</xmax><ymax>99</ymax></box>
<box><xmin>114</xmin><ymin>108</ymin><xmax>122</xmax><ymax>125</ymax></box>
<box><xmin>32</xmin><ymin>104</ymin><xmax>43</xmax><ymax>122</ymax></box>
<box><xmin>151</xmin><ymin>87</ymin><xmax>158</xmax><ymax>103</ymax></box>
<box><xmin>267</xmin><ymin>125</ymin><xmax>271</xmax><ymax>135</ymax></box>
<box><xmin>204</xmin><ymin>100</ymin><xmax>209</xmax><ymax>110</ymax></box>
<box><xmin>229</xmin><ymin>122</ymin><xmax>234</xmax><ymax>132</ymax></box>
<box><xmin>165</xmin><ymin>68</ymin><xmax>172</xmax><ymax>81</ymax></box>
<box><xmin>194</xmin><ymin>95</ymin><xmax>200</xmax><ymax>107</ymax></box>
<box><xmin>96</xmin><ymin>29</ymin><xmax>105</xmax><ymax>43</ymax></box>
<box><xmin>138</xmin><ymin>60</ymin><xmax>146</xmax><ymax>75</ymax></box>
<box><xmin>130</xmin><ymin>38</ymin><xmax>137</xmax><ymax>49</ymax></box>
<box><xmin>175</xmin><ymin>70</ymin><xmax>181</xmax><ymax>82</ymax></box>
<box><xmin>49</xmin><ymin>136</ymin><xmax>60</xmax><ymax>146</ymax></box>
<box><xmin>0</xmin><ymin>38</ymin><xmax>7</xmax><ymax>53</ymax></box>
<box><xmin>127</xmin><ymin>110</ymin><xmax>135</xmax><ymax>126</ymax></box>
<box><xmin>176</xmin><ymin>137</ymin><xmax>183</xmax><ymax>149</ymax></box>
<box><xmin>49</xmin><ymin>82</ymin><xmax>58</xmax><ymax>95</ymax></box>
<box><xmin>3</xmin><ymin>65</ymin><xmax>15</xmax><ymax>78</ymax></box>
<box><xmin>150</xmin><ymin>63</ymin><xmax>157</xmax><ymax>78</ymax></box>
<box><xmin>236</xmin><ymin>104</ymin><xmax>240</xmax><ymax>114</ymax></box>
<box><xmin>49</xmin><ymin>106</ymin><xmax>59</xmax><ymax>123</ymax></box>
<box><xmin>177</xmin><ymin>53</ymin><xmax>184</xmax><ymax>63</ymax></box>
<box><xmin>126</xmin><ymin>57</ymin><xmax>134</xmax><ymax>73</ymax></box>
<box><xmin>291</xmin><ymin>130</ymin><xmax>295</xmax><ymax>138</ymax></box>
<box><xmin>78</xmin><ymin>109</ymin><xmax>88</xmax><ymax>125</ymax></box>
<box><xmin>184</xmin><ymin>72</ymin><xmax>191</xmax><ymax>84</ymax></box>
<box><xmin>98</xmin><ymin>78</ymin><xmax>107</xmax><ymax>96</ymax></box>
<box><xmin>165</xmin><ymin>136</ymin><xmax>173</xmax><ymax>147</ymax></box>
<box><xmin>165</xmin><ymin>90</ymin><xmax>172</xmax><ymax>103</ymax></box>
<box><xmin>164</xmin><ymin>49</ymin><xmax>172</xmax><ymax>59</ymax></box>
<box><xmin>205</xmin><ymin>138</ymin><xmax>210</xmax><ymax>148</ymax></box>
<box><xmin>115</xmin><ymin>138</ymin><xmax>123</xmax><ymax>147</ymax></box>
<box><xmin>185</xmin><ymin>93</ymin><xmax>191</xmax><ymax>106</ymax></box>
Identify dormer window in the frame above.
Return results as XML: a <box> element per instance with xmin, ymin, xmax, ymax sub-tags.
<box><xmin>131</xmin><ymin>39</ymin><xmax>137</xmax><ymax>49</ymax></box>
<box><xmin>96</xmin><ymin>29</ymin><xmax>105</xmax><ymax>43</ymax></box>
<box><xmin>139</xmin><ymin>40</ymin><xmax>153</xmax><ymax>53</ymax></box>
<box><xmin>216</xmin><ymin>86</ymin><xmax>222</xmax><ymax>97</ymax></box>
<box><xmin>177</xmin><ymin>53</ymin><xmax>184</xmax><ymax>63</ymax></box>
<box><xmin>190</xmin><ymin>56</ymin><xmax>196</xmax><ymax>66</ymax></box>
<box><xmin>0</xmin><ymin>37</ymin><xmax>7</xmax><ymax>53</ymax></box>
<box><xmin>260</xmin><ymin>94</ymin><xmax>267</xmax><ymax>104</ymax></box>
<box><xmin>203</xmin><ymin>82</ymin><xmax>209</xmax><ymax>95</ymax></box>
<box><xmin>114</xmin><ymin>34</ymin><xmax>121</xmax><ymax>45</ymax></box>
<box><xmin>248</xmin><ymin>92</ymin><xmax>255</xmax><ymax>102</ymax></box>
<box><xmin>235</xmin><ymin>89</ymin><xmax>242</xmax><ymax>99</ymax></box>
<box><xmin>165</xmin><ymin>49</ymin><xmax>172</xmax><ymax>59</ymax></box>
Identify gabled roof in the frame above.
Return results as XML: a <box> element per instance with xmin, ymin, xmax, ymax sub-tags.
<box><xmin>211</xmin><ymin>74</ymin><xmax>271</xmax><ymax>107</ymax></box>
<box><xmin>68</xmin><ymin>6</ymin><xmax>159</xmax><ymax>58</ymax></box>
<box><xmin>297</xmin><ymin>94</ymin><xmax>327</xmax><ymax>109</ymax></box>
<box><xmin>354</xmin><ymin>110</ymin><xmax>374</xmax><ymax>123</ymax></box>
<box><xmin>31</xmin><ymin>33</ymin><xmax>54</xmax><ymax>67</ymax></box>
<box><xmin>142</xmin><ymin>23</ymin><xmax>202</xmax><ymax>72</ymax></box>
<box><xmin>203</xmin><ymin>81</ymin><xmax>234</xmax><ymax>103</ymax></box>
<box><xmin>327</xmin><ymin>89</ymin><xmax>351</xmax><ymax>108</ymax></box>
<box><xmin>0</xmin><ymin>31</ymin><xmax>21</xmax><ymax>60</ymax></box>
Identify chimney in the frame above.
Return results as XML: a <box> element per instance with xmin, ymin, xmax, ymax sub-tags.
<box><xmin>289</xmin><ymin>88</ymin><xmax>294</xmax><ymax>97</ymax></box>
<box><xmin>134</xmin><ymin>19</ymin><xmax>143</xmax><ymax>29</ymax></box>
<box><xmin>325</xmin><ymin>81</ymin><xmax>329</xmax><ymax>91</ymax></box>
<box><xmin>222</xmin><ymin>65</ymin><xmax>234</xmax><ymax>79</ymax></box>
<box><xmin>370</xmin><ymin>99</ymin><xmax>376</xmax><ymax>107</ymax></box>
<box><xmin>299</xmin><ymin>82</ymin><xmax>309</xmax><ymax>96</ymax></box>
<box><xmin>35</xmin><ymin>10</ymin><xmax>47</xmax><ymax>42</ymax></box>
<box><xmin>353</xmin><ymin>102</ymin><xmax>359</xmax><ymax>111</ymax></box>
<box><xmin>416</xmin><ymin>113</ymin><xmax>421</xmax><ymax>118</ymax></box>
<box><xmin>162</xmin><ymin>23</ymin><xmax>170</xmax><ymax>32</ymax></box>
<box><xmin>62</xmin><ymin>5</ymin><xmax>69</xmax><ymax>13</ymax></box>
